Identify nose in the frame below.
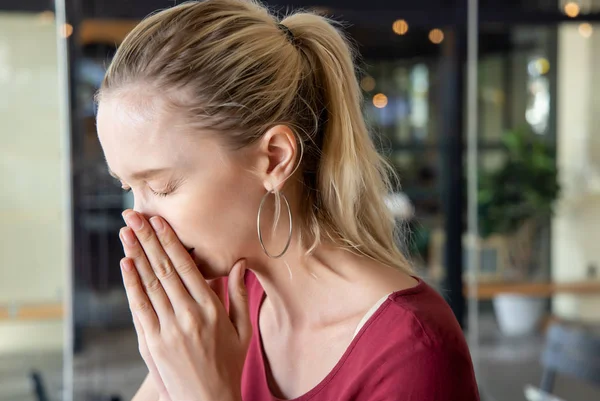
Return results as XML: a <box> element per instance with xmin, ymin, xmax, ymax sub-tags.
<box><xmin>132</xmin><ymin>197</ymin><xmax>156</xmax><ymax>221</ymax></box>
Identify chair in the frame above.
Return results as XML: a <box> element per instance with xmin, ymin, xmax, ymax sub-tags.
<box><xmin>29</xmin><ymin>370</ymin><xmax>49</xmax><ymax>401</ymax></box>
<box><xmin>539</xmin><ymin>322</ymin><xmax>600</xmax><ymax>393</ymax></box>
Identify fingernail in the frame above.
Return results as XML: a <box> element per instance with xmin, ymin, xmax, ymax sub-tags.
<box><xmin>123</xmin><ymin>211</ymin><xmax>143</xmax><ymax>230</ymax></box>
<box><xmin>149</xmin><ymin>216</ymin><xmax>163</xmax><ymax>232</ymax></box>
<box><xmin>121</xmin><ymin>227</ymin><xmax>137</xmax><ymax>246</ymax></box>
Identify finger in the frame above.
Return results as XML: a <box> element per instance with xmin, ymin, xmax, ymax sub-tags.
<box><xmin>120</xmin><ymin>225</ymin><xmax>174</xmax><ymax>323</ymax></box>
<box><xmin>132</xmin><ymin>314</ymin><xmax>171</xmax><ymax>400</ymax></box>
<box><xmin>139</xmin><ymin>215</ymin><xmax>199</xmax><ymax>307</ymax></box>
<box><xmin>121</xmin><ymin>257</ymin><xmax>160</xmax><ymax>335</ymax></box>
<box><xmin>132</xmin><ymin>312</ymin><xmax>151</xmax><ymax>360</ymax></box>
<box><xmin>123</xmin><ymin>212</ymin><xmax>193</xmax><ymax>311</ymax></box>
<box><xmin>228</xmin><ymin>260</ymin><xmax>252</xmax><ymax>344</ymax></box>
<box><xmin>132</xmin><ymin>311</ymin><xmax>147</xmax><ymax>345</ymax></box>
<box><xmin>124</xmin><ymin>211</ymin><xmax>194</xmax><ymax>306</ymax></box>
<box><xmin>149</xmin><ymin>216</ymin><xmax>212</xmax><ymax>304</ymax></box>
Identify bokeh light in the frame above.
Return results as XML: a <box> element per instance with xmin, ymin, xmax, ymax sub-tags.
<box><xmin>579</xmin><ymin>23</ymin><xmax>593</xmax><ymax>38</ymax></box>
<box><xmin>360</xmin><ymin>76</ymin><xmax>376</xmax><ymax>92</ymax></box>
<box><xmin>373</xmin><ymin>93</ymin><xmax>388</xmax><ymax>109</ymax></box>
<box><xmin>429</xmin><ymin>29</ymin><xmax>444</xmax><ymax>44</ymax></box>
<box><xmin>392</xmin><ymin>19</ymin><xmax>409</xmax><ymax>35</ymax></box>
<box><xmin>564</xmin><ymin>2</ymin><xmax>581</xmax><ymax>18</ymax></box>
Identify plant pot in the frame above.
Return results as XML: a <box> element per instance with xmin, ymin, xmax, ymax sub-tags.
<box><xmin>493</xmin><ymin>294</ymin><xmax>547</xmax><ymax>336</ymax></box>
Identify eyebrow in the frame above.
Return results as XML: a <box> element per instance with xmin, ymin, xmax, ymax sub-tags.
<box><xmin>108</xmin><ymin>167</ymin><xmax>171</xmax><ymax>182</ymax></box>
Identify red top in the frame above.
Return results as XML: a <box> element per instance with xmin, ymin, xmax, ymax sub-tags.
<box><xmin>240</xmin><ymin>272</ymin><xmax>480</xmax><ymax>401</ymax></box>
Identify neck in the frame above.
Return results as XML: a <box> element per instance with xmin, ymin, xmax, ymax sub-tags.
<box><xmin>247</xmin><ymin>239</ymin><xmax>397</xmax><ymax>330</ymax></box>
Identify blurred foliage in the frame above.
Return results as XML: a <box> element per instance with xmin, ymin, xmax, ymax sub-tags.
<box><xmin>478</xmin><ymin>128</ymin><xmax>560</xmax><ymax>237</ymax></box>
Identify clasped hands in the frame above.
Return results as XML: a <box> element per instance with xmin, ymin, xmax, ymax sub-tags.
<box><xmin>119</xmin><ymin>210</ymin><xmax>251</xmax><ymax>401</ymax></box>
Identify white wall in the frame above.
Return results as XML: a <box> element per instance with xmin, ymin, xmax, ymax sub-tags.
<box><xmin>552</xmin><ymin>23</ymin><xmax>600</xmax><ymax>323</ymax></box>
<box><xmin>0</xmin><ymin>13</ymin><xmax>67</xmax><ymax>352</ymax></box>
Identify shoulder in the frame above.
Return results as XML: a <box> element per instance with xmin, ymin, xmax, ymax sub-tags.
<box><xmin>356</xmin><ymin>279</ymin><xmax>468</xmax><ymax>349</ymax></box>
<box><xmin>347</xmin><ymin>281</ymin><xmax>480</xmax><ymax>400</ymax></box>
<box><xmin>386</xmin><ymin>280</ymin><xmax>470</xmax><ymax>348</ymax></box>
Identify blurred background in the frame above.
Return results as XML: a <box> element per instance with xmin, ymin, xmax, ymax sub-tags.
<box><xmin>1</xmin><ymin>0</ymin><xmax>600</xmax><ymax>400</ymax></box>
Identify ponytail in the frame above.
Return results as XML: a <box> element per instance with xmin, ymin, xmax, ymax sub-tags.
<box><xmin>283</xmin><ymin>14</ymin><xmax>411</xmax><ymax>272</ymax></box>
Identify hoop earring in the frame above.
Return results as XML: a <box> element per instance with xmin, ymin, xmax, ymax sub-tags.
<box><xmin>256</xmin><ymin>190</ymin><xmax>293</xmax><ymax>259</ymax></box>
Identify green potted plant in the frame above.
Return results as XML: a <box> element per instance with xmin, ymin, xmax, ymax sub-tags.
<box><xmin>478</xmin><ymin>128</ymin><xmax>560</xmax><ymax>335</ymax></box>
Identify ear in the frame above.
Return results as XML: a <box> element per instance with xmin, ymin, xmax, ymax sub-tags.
<box><xmin>255</xmin><ymin>125</ymin><xmax>298</xmax><ymax>192</ymax></box>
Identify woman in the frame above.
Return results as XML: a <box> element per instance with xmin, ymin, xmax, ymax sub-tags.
<box><xmin>96</xmin><ymin>1</ymin><xmax>479</xmax><ymax>400</ymax></box>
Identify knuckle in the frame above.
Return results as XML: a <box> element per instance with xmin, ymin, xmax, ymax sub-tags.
<box><xmin>144</xmin><ymin>278</ymin><xmax>162</xmax><ymax>294</ymax></box>
<box><xmin>132</xmin><ymin>300</ymin><xmax>151</xmax><ymax>314</ymax></box>
<box><xmin>160</xmin><ymin>231</ymin><xmax>178</xmax><ymax>249</ymax></box>
<box><xmin>155</xmin><ymin>260</ymin><xmax>175</xmax><ymax>280</ymax></box>
<box><xmin>182</xmin><ymin>304</ymin><xmax>199</xmax><ymax>320</ymax></box>
<box><xmin>128</xmin><ymin>248</ymin><xmax>146</xmax><ymax>261</ymax></box>
<box><xmin>175</xmin><ymin>260</ymin><xmax>196</xmax><ymax>276</ymax></box>
<box><xmin>126</xmin><ymin>246</ymin><xmax>143</xmax><ymax>258</ymax></box>
<box><xmin>138</xmin><ymin>227</ymin><xmax>154</xmax><ymax>242</ymax></box>
<box><xmin>181</xmin><ymin>307</ymin><xmax>202</xmax><ymax>331</ymax></box>
<box><xmin>124</xmin><ymin>277</ymin><xmax>142</xmax><ymax>291</ymax></box>
<box><xmin>203</xmin><ymin>301</ymin><xmax>219</xmax><ymax>321</ymax></box>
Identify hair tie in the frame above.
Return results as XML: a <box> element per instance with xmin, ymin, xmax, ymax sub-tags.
<box><xmin>277</xmin><ymin>23</ymin><xmax>295</xmax><ymax>44</ymax></box>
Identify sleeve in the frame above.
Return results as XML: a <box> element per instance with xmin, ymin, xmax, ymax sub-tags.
<box><xmin>364</xmin><ymin>344</ymin><xmax>480</xmax><ymax>401</ymax></box>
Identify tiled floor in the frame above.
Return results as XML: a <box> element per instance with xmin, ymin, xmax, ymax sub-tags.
<box><xmin>1</xmin><ymin>314</ymin><xmax>599</xmax><ymax>401</ymax></box>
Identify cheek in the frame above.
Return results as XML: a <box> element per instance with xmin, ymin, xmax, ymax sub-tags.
<box><xmin>168</xmin><ymin>177</ymin><xmax>262</xmax><ymax>254</ymax></box>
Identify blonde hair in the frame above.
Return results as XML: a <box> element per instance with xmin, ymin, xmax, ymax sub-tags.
<box><xmin>99</xmin><ymin>0</ymin><xmax>411</xmax><ymax>273</ymax></box>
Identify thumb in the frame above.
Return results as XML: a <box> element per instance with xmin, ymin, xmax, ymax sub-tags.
<box><xmin>228</xmin><ymin>259</ymin><xmax>252</xmax><ymax>344</ymax></box>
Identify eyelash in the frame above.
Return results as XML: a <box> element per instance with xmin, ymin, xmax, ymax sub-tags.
<box><xmin>120</xmin><ymin>187</ymin><xmax>172</xmax><ymax>197</ymax></box>
<box><xmin>150</xmin><ymin>189</ymin><xmax>170</xmax><ymax>198</ymax></box>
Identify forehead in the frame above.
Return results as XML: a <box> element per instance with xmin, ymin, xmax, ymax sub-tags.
<box><xmin>96</xmin><ymin>94</ymin><xmax>192</xmax><ymax>178</ymax></box>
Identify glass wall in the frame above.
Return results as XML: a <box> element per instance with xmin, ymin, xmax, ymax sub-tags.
<box><xmin>467</xmin><ymin>3</ymin><xmax>600</xmax><ymax>400</ymax></box>
<box><xmin>0</xmin><ymin>5</ymin><xmax>72</xmax><ymax>401</ymax></box>
<box><xmin>363</xmin><ymin>59</ymin><xmax>445</xmax><ymax>283</ymax></box>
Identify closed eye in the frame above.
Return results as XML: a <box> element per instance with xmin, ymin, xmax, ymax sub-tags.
<box><xmin>119</xmin><ymin>185</ymin><xmax>170</xmax><ymax>197</ymax></box>
<box><xmin>150</xmin><ymin>188</ymin><xmax>170</xmax><ymax>197</ymax></box>
<box><xmin>148</xmin><ymin>178</ymin><xmax>182</xmax><ymax>198</ymax></box>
